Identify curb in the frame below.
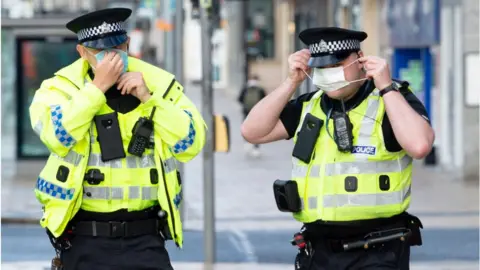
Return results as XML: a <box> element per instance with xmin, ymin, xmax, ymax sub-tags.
<box><xmin>2</xmin><ymin>217</ymin><xmax>40</xmax><ymax>225</ymax></box>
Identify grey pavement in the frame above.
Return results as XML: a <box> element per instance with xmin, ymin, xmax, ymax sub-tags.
<box><xmin>2</xmin><ymin>224</ymin><xmax>479</xmax><ymax>268</ymax></box>
<box><xmin>1</xmin><ymin>84</ymin><xmax>479</xmax><ymax>269</ymax></box>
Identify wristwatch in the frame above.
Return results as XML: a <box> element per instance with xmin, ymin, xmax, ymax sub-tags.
<box><xmin>379</xmin><ymin>83</ymin><xmax>400</xmax><ymax>97</ymax></box>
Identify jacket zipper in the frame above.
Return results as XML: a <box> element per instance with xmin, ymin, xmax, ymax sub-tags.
<box><xmin>159</xmin><ymin>157</ymin><xmax>178</xmax><ymax>245</ymax></box>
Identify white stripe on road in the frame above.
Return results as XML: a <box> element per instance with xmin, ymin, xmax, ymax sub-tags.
<box><xmin>2</xmin><ymin>262</ymin><xmax>480</xmax><ymax>270</ymax></box>
<box><xmin>227</xmin><ymin>229</ymin><xmax>258</xmax><ymax>263</ymax></box>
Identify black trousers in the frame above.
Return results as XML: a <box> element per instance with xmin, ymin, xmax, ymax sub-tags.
<box><xmin>305</xmin><ymin>238</ymin><xmax>410</xmax><ymax>270</ymax></box>
<box><xmin>61</xmin><ymin>234</ymin><xmax>174</xmax><ymax>270</ymax></box>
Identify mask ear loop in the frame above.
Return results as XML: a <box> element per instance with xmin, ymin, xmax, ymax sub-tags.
<box><xmin>303</xmin><ymin>69</ymin><xmax>324</xmax><ymax>91</ymax></box>
<box><xmin>342</xmin><ymin>59</ymin><xmax>368</xmax><ymax>84</ymax></box>
<box><xmin>302</xmin><ymin>69</ymin><xmax>313</xmax><ymax>81</ymax></box>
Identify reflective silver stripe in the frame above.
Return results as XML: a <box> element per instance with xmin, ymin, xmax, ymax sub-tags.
<box><xmin>111</xmin><ymin>187</ymin><xmax>123</xmax><ymax>199</ymax></box>
<box><xmin>126</xmin><ymin>156</ymin><xmax>138</xmax><ymax>168</ymax></box>
<box><xmin>293</xmin><ymin>155</ymin><xmax>412</xmax><ymax>178</ymax></box>
<box><xmin>163</xmin><ymin>157</ymin><xmax>177</xmax><ymax>173</ymax></box>
<box><xmin>87</xmin><ymin>153</ymin><xmax>156</xmax><ymax>168</ymax></box>
<box><xmin>111</xmin><ymin>159</ymin><xmax>122</xmax><ymax>169</ymax></box>
<box><xmin>291</xmin><ymin>163</ymin><xmax>320</xmax><ymax>178</ymax></box>
<box><xmin>52</xmin><ymin>151</ymin><xmax>83</xmax><ymax>166</ymax></box>
<box><xmin>150</xmin><ymin>133</ymin><xmax>155</xmax><ymax>145</ymax></box>
<box><xmin>323</xmin><ymin>184</ymin><xmax>411</xmax><ymax>208</ymax></box>
<box><xmin>84</xmin><ymin>186</ymin><xmax>109</xmax><ymax>199</ymax></box>
<box><xmin>142</xmin><ymin>186</ymin><xmax>158</xmax><ymax>200</ymax></box>
<box><xmin>292</xmin><ymin>160</ymin><xmax>308</xmax><ymax>178</ymax></box>
<box><xmin>33</xmin><ymin>120</ymin><xmax>43</xmax><ymax>136</ymax></box>
<box><xmin>325</xmin><ymin>155</ymin><xmax>412</xmax><ymax>176</ymax></box>
<box><xmin>83</xmin><ymin>186</ymin><xmax>158</xmax><ymax>200</ymax></box>
<box><xmin>308</xmin><ymin>197</ymin><xmax>318</xmax><ymax>209</ymax></box>
<box><xmin>129</xmin><ymin>186</ymin><xmax>140</xmax><ymax>199</ymax></box>
<box><xmin>309</xmin><ymin>166</ymin><xmax>320</xmax><ymax>177</ymax></box>
<box><xmin>355</xmin><ymin>95</ymin><xmax>380</xmax><ymax>158</ymax></box>
<box><xmin>140</xmin><ymin>154</ymin><xmax>156</xmax><ymax>168</ymax></box>
<box><xmin>87</xmin><ymin>153</ymin><xmax>109</xmax><ymax>167</ymax></box>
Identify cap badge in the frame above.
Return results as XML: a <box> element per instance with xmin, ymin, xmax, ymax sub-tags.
<box><xmin>319</xmin><ymin>39</ymin><xmax>328</xmax><ymax>53</ymax></box>
<box><xmin>99</xmin><ymin>22</ymin><xmax>110</xmax><ymax>34</ymax></box>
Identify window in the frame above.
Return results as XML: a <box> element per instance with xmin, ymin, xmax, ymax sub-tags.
<box><xmin>246</xmin><ymin>0</ymin><xmax>274</xmax><ymax>59</ymax></box>
<box><xmin>16</xmin><ymin>37</ymin><xmax>79</xmax><ymax>158</ymax></box>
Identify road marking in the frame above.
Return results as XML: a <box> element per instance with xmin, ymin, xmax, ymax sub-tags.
<box><xmin>227</xmin><ymin>229</ymin><xmax>258</xmax><ymax>263</ymax></box>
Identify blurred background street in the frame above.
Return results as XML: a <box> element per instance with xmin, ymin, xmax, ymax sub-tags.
<box><xmin>1</xmin><ymin>0</ymin><xmax>479</xmax><ymax>269</ymax></box>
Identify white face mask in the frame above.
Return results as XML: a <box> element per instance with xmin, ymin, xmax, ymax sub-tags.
<box><xmin>305</xmin><ymin>59</ymin><xmax>367</xmax><ymax>92</ymax></box>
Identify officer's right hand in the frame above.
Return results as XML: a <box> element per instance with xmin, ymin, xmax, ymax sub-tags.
<box><xmin>288</xmin><ymin>49</ymin><xmax>311</xmax><ymax>83</ymax></box>
<box><xmin>92</xmin><ymin>51</ymin><xmax>124</xmax><ymax>93</ymax></box>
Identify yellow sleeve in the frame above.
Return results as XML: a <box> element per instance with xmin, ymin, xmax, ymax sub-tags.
<box><xmin>29</xmin><ymin>78</ymin><xmax>106</xmax><ymax>157</ymax></box>
<box><xmin>143</xmin><ymin>80</ymin><xmax>206</xmax><ymax>162</ymax></box>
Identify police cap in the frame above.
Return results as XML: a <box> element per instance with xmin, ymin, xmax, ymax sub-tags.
<box><xmin>299</xmin><ymin>27</ymin><xmax>367</xmax><ymax>68</ymax></box>
<box><xmin>66</xmin><ymin>8</ymin><xmax>132</xmax><ymax>49</ymax></box>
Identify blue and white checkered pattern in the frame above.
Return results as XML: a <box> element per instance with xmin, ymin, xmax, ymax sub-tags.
<box><xmin>50</xmin><ymin>105</ymin><xmax>76</xmax><ymax>147</ymax></box>
<box><xmin>173</xmin><ymin>189</ymin><xmax>182</xmax><ymax>209</ymax></box>
<box><xmin>77</xmin><ymin>21</ymin><xmax>126</xmax><ymax>41</ymax></box>
<box><xmin>309</xmin><ymin>39</ymin><xmax>361</xmax><ymax>55</ymax></box>
<box><xmin>36</xmin><ymin>177</ymin><xmax>75</xmax><ymax>200</ymax></box>
<box><xmin>172</xmin><ymin>110</ymin><xmax>195</xmax><ymax>154</ymax></box>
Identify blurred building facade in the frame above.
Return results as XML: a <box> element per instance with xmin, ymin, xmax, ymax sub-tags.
<box><xmin>217</xmin><ymin>0</ymin><xmax>479</xmax><ymax>180</ymax></box>
<box><xmin>1</xmin><ymin>0</ymin><xmax>478</xmax><ymax>181</ymax></box>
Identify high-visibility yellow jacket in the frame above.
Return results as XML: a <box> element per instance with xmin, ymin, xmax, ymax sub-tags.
<box><xmin>29</xmin><ymin>57</ymin><xmax>206</xmax><ymax>248</ymax></box>
<box><xmin>291</xmin><ymin>87</ymin><xmax>412</xmax><ymax>223</ymax></box>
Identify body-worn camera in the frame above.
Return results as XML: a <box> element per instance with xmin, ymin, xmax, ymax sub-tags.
<box><xmin>292</xmin><ymin>113</ymin><xmax>323</xmax><ymax>163</ymax></box>
<box><xmin>128</xmin><ymin>108</ymin><xmax>156</xmax><ymax>157</ymax></box>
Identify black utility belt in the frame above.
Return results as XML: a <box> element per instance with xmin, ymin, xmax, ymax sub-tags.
<box><xmin>319</xmin><ymin>227</ymin><xmax>412</xmax><ymax>253</ymax></box>
<box><xmin>304</xmin><ymin>213</ymin><xmax>424</xmax><ymax>251</ymax></box>
<box><xmin>72</xmin><ymin>219</ymin><xmax>163</xmax><ymax>238</ymax></box>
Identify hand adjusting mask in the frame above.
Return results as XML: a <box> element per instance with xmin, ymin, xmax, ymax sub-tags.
<box><xmin>303</xmin><ymin>58</ymin><xmax>366</xmax><ymax>92</ymax></box>
<box><xmin>86</xmin><ymin>48</ymin><xmax>129</xmax><ymax>74</ymax></box>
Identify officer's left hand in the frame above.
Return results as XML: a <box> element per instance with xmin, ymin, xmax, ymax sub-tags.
<box><xmin>358</xmin><ymin>56</ymin><xmax>392</xmax><ymax>91</ymax></box>
<box><xmin>117</xmin><ymin>72</ymin><xmax>151</xmax><ymax>103</ymax></box>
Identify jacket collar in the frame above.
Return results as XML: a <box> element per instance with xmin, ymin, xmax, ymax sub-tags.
<box><xmin>53</xmin><ymin>57</ymin><xmax>175</xmax><ymax>94</ymax></box>
<box><xmin>54</xmin><ymin>58</ymin><xmax>90</xmax><ymax>89</ymax></box>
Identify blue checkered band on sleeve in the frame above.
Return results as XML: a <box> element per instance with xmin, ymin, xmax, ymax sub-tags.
<box><xmin>173</xmin><ymin>188</ymin><xmax>182</xmax><ymax>209</ymax></box>
<box><xmin>172</xmin><ymin>110</ymin><xmax>196</xmax><ymax>154</ymax></box>
<box><xmin>36</xmin><ymin>177</ymin><xmax>75</xmax><ymax>200</ymax></box>
<box><xmin>50</xmin><ymin>105</ymin><xmax>76</xmax><ymax>147</ymax></box>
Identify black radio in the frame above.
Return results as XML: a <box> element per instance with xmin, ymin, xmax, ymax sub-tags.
<box><xmin>128</xmin><ymin>108</ymin><xmax>156</xmax><ymax>157</ymax></box>
<box><xmin>332</xmin><ymin>101</ymin><xmax>354</xmax><ymax>153</ymax></box>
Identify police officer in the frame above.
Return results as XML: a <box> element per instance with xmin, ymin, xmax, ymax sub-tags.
<box><xmin>30</xmin><ymin>8</ymin><xmax>206</xmax><ymax>269</ymax></box>
<box><xmin>241</xmin><ymin>27</ymin><xmax>434</xmax><ymax>269</ymax></box>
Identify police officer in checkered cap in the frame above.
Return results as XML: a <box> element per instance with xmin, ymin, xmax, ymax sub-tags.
<box><xmin>241</xmin><ymin>27</ymin><xmax>434</xmax><ymax>269</ymax></box>
<box><xmin>30</xmin><ymin>8</ymin><xmax>206</xmax><ymax>270</ymax></box>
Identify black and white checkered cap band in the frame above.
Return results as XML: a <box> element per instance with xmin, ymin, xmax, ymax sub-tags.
<box><xmin>77</xmin><ymin>21</ymin><xmax>126</xmax><ymax>41</ymax></box>
<box><xmin>309</xmin><ymin>39</ymin><xmax>361</xmax><ymax>54</ymax></box>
